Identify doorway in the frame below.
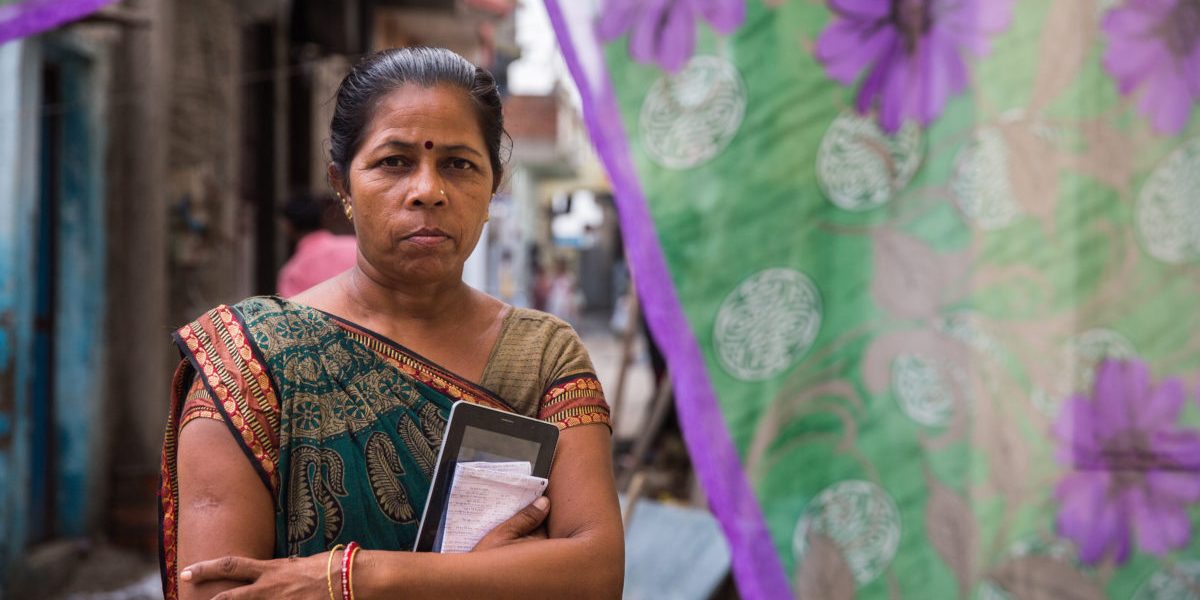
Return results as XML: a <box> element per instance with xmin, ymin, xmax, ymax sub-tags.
<box><xmin>26</xmin><ymin>40</ymin><xmax>104</xmax><ymax>544</ymax></box>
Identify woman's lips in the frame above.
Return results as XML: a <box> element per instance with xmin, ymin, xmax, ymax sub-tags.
<box><xmin>402</xmin><ymin>227</ymin><xmax>450</xmax><ymax>247</ymax></box>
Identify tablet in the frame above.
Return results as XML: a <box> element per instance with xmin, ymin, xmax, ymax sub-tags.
<box><xmin>413</xmin><ymin>400</ymin><xmax>559</xmax><ymax>552</ymax></box>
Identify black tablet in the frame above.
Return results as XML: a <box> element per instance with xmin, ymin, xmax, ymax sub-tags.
<box><xmin>413</xmin><ymin>400</ymin><xmax>559</xmax><ymax>552</ymax></box>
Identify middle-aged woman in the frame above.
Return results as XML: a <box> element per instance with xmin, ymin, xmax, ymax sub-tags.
<box><xmin>159</xmin><ymin>47</ymin><xmax>624</xmax><ymax>599</ymax></box>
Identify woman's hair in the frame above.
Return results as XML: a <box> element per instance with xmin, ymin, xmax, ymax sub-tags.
<box><xmin>329</xmin><ymin>46</ymin><xmax>508</xmax><ymax>191</ymax></box>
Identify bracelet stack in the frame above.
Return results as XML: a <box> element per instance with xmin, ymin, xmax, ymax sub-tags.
<box><xmin>341</xmin><ymin>541</ymin><xmax>362</xmax><ymax>600</ymax></box>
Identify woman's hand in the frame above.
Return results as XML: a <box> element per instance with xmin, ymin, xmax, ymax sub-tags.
<box><xmin>472</xmin><ymin>495</ymin><xmax>550</xmax><ymax>551</ymax></box>
<box><xmin>180</xmin><ymin>553</ymin><xmax>332</xmax><ymax>600</ymax></box>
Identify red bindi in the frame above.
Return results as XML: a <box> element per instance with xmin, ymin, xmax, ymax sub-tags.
<box><xmin>424</xmin><ymin>140</ymin><xmax>434</xmax><ymax>150</ymax></box>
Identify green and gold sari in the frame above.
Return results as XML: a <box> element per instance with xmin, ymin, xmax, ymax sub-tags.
<box><xmin>158</xmin><ymin>297</ymin><xmax>609</xmax><ymax>599</ymax></box>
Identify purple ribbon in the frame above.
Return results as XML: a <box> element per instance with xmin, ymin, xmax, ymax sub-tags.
<box><xmin>0</xmin><ymin>0</ymin><xmax>120</xmax><ymax>45</ymax></box>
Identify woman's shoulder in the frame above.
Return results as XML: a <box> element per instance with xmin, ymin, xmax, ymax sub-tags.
<box><xmin>488</xmin><ymin>306</ymin><xmax>609</xmax><ymax>429</ymax></box>
<box><xmin>492</xmin><ymin>307</ymin><xmax>592</xmax><ymax>376</ymax></box>
<box><xmin>479</xmin><ymin>307</ymin><xmax>588</xmax><ymax>408</ymax></box>
<box><xmin>499</xmin><ymin>306</ymin><xmax>587</xmax><ymax>350</ymax></box>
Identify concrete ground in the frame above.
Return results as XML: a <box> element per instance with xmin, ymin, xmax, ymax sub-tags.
<box><xmin>573</xmin><ymin>310</ymin><xmax>658</xmax><ymax>443</ymax></box>
<box><xmin>12</xmin><ymin>540</ymin><xmax>160</xmax><ymax>599</ymax></box>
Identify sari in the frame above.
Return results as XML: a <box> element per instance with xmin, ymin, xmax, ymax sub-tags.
<box><xmin>158</xmin><ymin>296</ymin><xmax>609</xmax><ymax>599</ymax></box>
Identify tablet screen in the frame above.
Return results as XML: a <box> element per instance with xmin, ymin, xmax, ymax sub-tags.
<box><xmin>457</xmin><ymin>426</ymin><xmax>541</xmax><ymax>464</ymax></box>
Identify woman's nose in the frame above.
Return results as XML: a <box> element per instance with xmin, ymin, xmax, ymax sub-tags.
<box><xmin>406</xmin><ymin>162</ymin><xmax>447</xmax><ymax>207</ymax></box>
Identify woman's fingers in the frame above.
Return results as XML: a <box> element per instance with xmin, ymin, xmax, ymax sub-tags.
<box><xmin>473</xmin><ymin>495</ymin><xmax>550</xmax><ymax>551</ymax></box>
<box><xmin>505</xmin><ymin>495</ymin><xmax>551</xmax><ymax>537</ymax></box>
<box><xmin>181</xmin><ymin>555</ymin><xmax>265</xmax><ymax>583</ymax></box>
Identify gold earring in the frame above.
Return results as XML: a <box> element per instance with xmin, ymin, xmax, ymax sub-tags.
<box><xmin>338</xmin><ymin>193</ymin><xmax>353</xmax><ymax>221</ymax></box>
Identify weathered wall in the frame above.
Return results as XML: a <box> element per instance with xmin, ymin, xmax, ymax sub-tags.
<box><xmin>166</xmin><ymin>0</ymin><xmax>249</xmax><ymax>327</ymax></box>
<box><xmin>102</xmin><ymin>0</ymin><xmax>173</xmax><ymax>552</ymax></box>
<box><xmin>47</xmin><ymin>33</ymin><xmax>110</xmax><ymax>539</ymax></box>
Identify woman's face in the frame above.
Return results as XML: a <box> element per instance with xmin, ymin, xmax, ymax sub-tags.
<box><xmin>336</xmin><ymin>84</ymin><xmax>494</xmax><ymax>285</ymax></box>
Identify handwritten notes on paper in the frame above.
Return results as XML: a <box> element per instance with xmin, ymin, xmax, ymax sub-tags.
<box><xmin>441</xmin><ymin>461</ymin><xmax>549</xmax><ymax>553</ymax></box>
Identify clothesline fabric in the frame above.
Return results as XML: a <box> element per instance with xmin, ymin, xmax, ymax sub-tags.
<box><xmin>546</xmin><ymin>0</ymin><xmax>1200</xmax><ymax>598</ymax></box>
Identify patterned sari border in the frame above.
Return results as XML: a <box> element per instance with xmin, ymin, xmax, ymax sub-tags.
<box><xmin>228</xmin><ymin>305</ymin><xmax>283</xmax><ymax>435</ymax></box>
<box><xmin>539</xmin><ymin>373</ymin><xmax>610</xmax><ymax>431</ymax></box>
<box><xmin>176</xmin><ymin>306</ymin><xmax>280</xmax><ymax>493</ymax></box>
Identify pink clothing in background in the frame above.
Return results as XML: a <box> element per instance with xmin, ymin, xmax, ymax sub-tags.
<box><xmin>276</xmin><ymin>231</ymin><xmax>359</xmax><ymax>297</ymax></box>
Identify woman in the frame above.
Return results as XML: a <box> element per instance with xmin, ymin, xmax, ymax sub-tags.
<box><xmin>160</xmin><ymin>47</ymin><xmax>624</xmax><ymax>599</ymax></box>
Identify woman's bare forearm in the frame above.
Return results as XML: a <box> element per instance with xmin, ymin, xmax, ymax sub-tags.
<box><xmin>354</xmin><ymin>529</ymin><xmax>624</xmax><ymax>600</ymax></box>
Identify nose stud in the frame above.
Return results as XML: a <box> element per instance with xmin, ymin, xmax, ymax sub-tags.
<box><xmin>440</xmin><ymin>189</ymin><xmax>446</xmax><ymax>196</ymax></box>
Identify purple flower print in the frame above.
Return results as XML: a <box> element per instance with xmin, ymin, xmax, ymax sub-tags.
<box><xmin>1102</xmin><ymin>0</ymin><xmax>1200</xmax><ymax>135</ymax></box>
<box><xmin>815</xmin><ymin>0</ymin><xmax>1014</xmax><ymax>132</ymax></box>
<box><xmin>1052</xmin><ymin>359</ymin><xmax>1200</xmax><ymax>565</ymax></box>
<box><xmin>597</xmin><ymin>0</ymin><xmax>745</xmax><ymax>72</ymax></box>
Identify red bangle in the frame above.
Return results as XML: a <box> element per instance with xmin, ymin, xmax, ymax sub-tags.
<box><xmin>347</xmin><ymin>545</ymin><xmax>362</xmax><ymax>600</ymax></box>
<box><xmin>341</xmin><ymin>541</ymin><xmax>360</xmax><ymax>600</ymax></box>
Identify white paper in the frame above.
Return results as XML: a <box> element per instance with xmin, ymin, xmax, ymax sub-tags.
<box><xmin>440</xmin><ymin>461</ymin><xmax>548</xmax><ymax>553</ymax></box>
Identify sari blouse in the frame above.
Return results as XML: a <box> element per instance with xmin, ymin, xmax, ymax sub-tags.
<box><xmin>159</xmin><ymin>297</ymin><xmax>609</xmax><ymax>599</ymax></box>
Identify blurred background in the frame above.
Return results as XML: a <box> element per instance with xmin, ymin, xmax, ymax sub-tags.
<box><xmin>0</xmin><ymin>0</ymin><xmax>695</xmax><ymax>597</ymax></box>
<box><xmin>6</xmin><ymin>0</ymin><xmax>1200</xmax><ymax>599</ymax></box>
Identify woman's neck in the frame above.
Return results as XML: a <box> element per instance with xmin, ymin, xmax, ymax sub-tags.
<box><xmin>334</xmin><ymin>264</ymin><xmax>507</xmax><ymax>382</ymax></box>
<box><xmin>341</xmin><ymin>266</ymin><xmax>475</xmax><ymax>325</ymax></box>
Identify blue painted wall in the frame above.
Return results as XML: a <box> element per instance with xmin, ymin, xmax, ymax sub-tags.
<box><xmin>0</xmin><ymin>33</ymin><xmax>106</xmax><ymax>588</ymax></box>
<box><xmin>0</xmin><ymin>38</ymin><xmax>40</xmax><ymax>586</ymax></box>
<box><xmin>44</xmin><ymin>39</ymin><xmax>106</xmax><ymax>538</ymax></box>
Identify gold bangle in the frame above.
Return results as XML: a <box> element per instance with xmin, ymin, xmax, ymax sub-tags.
<box><xmin>326</xmin><ymin>544</ymin><xmax>345</xmax><ymax>600</ymax></box>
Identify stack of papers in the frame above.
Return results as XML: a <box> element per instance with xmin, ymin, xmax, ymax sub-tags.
<box><xmin>441</xmin><ymin>461</ymin><xmax>549</xmax><ymax>553</ymax></box>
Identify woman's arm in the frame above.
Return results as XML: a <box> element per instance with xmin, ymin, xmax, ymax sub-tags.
<box><xmin>354</xmin><ymin>423</ymin><xmax>625</xmax><ymax>599</ymax></box>
<box><xmin>176</xmin><ymin>418</ymin><xmax>276</xmax><ymax>600</ymax></box>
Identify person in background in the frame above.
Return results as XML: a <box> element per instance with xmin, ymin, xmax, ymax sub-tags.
<box><xmin>497</xmin><ymin>249</ymin><xmax>517</xmax><ymax>304</ymax></box>
<box><xmin>545</xmin><ymin>255</ymin><xmax>582</xmax><ymax>327</ymax></box>
<box><xmin>276</xmin><ymin>192</ymin><xmax>359</xmax><ymax>297</ymax></box>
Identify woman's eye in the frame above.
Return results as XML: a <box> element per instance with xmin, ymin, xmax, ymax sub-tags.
<box><xmin>447</xmin><ymin>158</ymin><xmax>473</xmax><ymax>170</ymax></box>
<box><xmin>380</xmin><ymin>156</ymin><xmax>406</xmax><ymax>168</ymax></box>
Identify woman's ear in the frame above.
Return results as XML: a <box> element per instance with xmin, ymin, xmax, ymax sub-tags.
<box><xmin>328</xmin><ymin>163</ymin><xmax>350</xmax><ymax>200</ymax></box>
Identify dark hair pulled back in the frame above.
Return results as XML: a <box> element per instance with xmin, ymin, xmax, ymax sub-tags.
<box><xmin>329</xmin><ymin>47</ymin><xmax>508</xmax><ymax>191</ymax></box>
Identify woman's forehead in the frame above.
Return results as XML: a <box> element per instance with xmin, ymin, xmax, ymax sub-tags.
<box><xmin>362</xmin><ymin>84</ymin><xmax>484</xmax><ymax>146</ymax></box>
